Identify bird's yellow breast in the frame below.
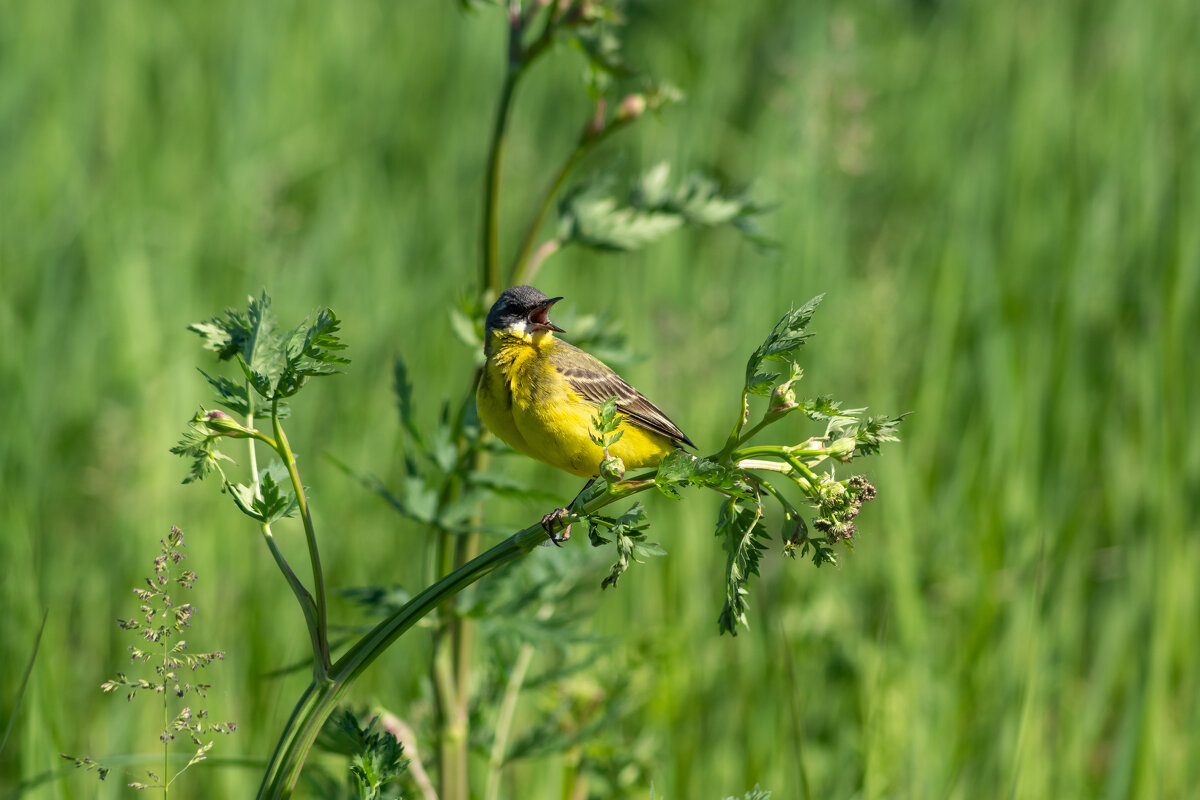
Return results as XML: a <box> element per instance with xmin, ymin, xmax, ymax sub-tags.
<box><xmin>476</xmin><ymin>331</ymin><xmax>677</xmax><ymax>478</ymax></box>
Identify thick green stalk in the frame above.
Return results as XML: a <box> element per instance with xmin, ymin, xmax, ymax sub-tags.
<box><xmin>258</xmin><ymin>527</ymin><xmax>533</xmax><ymax>799</ymax></box>
<box><xmin>256</xmin><ymin>483</ymin><xmax>653</xmax><ymax>799</ymax></box>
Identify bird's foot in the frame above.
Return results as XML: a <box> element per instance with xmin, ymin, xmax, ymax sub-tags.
<box><xmin>540</xmin><ymin>507</ymin><xmax>572</xmax><ymax>547</ymax></box>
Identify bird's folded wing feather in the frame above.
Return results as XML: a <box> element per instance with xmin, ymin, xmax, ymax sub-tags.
<box><xmin>551</xmin><ymin>342</ymin><xmax>695</xmax><ymax>448</ymax></box>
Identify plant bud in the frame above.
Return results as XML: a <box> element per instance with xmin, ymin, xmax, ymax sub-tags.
<box><xmin>827</xmin><ymin>437</ymin><xmax>856</xmax><ymax>462</ymax></box>
<box><xmin>767</xmin><ymin>385</ymin><xmax>798</xmax><ymax>417</ymax></box>
<box><xmin>203</xmin><ymin>410</ymin><xmax>250</xmax><ymax>437</ymax></box>
<box><xmin>600</xmin><ymin>455</ymin><xmax>626</xmax><ymax>483</ymax></box>
<box><xmin>616</xmin><ymin>93</ymin><xmax>647</xmax><ymax>121</ymax></box>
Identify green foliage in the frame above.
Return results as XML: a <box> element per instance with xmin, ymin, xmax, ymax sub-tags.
<box><xmin>653</xmin><ymin>450</ymin><xmax>753</xmax><ymax>500</ymax></box>
<box><xmin>557</xmin><ymin>164</ymin><xmax>769</xmax><ymax>253</ymax></box>
<box><xmin>586</xmin><ymin>502</ymin><xmax>664</xmax><ymax>589</ymax></box>
<box><xmin>742</xmin><ymin>295</ymin><xmax>822</xmax><ymax>400</ymax></box>
<box><xmin>189</xmin><ymin>294</ymin><xmax>349</xmax><ymax>403</ymax></box>
<box><xmin>10</xmin><ymin>1</ymin><xmax>1195</xmax><ymax>798</ymax></box>
<box><xmin>316</xmin><ymin>709</ymin><xmax>409</xmax><ymax>800</ymax></box>
<box><xmin>715</xmin><ymin>493</ymin><xmax>768</xmax><ymax>635</ymax></box>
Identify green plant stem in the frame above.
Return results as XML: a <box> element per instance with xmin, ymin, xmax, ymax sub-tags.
<box><xmin>485</xmin><ymin>603</ymin><xmax>550</xmax><ymax>800</ymax></box>
<box><xmin>259</xmin><ymin>524</ymin><xmax>326</xmax><ymax>683</ymax></box>
<box><xmin>719</xmin><ymin>391</ymin><xmax>753</xmax><ymax>459</ymax></box>
<box><xmin>428</xmin><ymin>390</ymin><xmax>487</xmax><ymax>800</ymax></box>
<box><xmin>271</xmin><ymin>399</ymin><xmax>332</xmax><ymax>677</ymax></box>
<box><xmin>246</xmin><ymin>388</ymin><xmax>262</xmax><ymax>498</ymax></box>
<box><xmin>522</xmin><ymin>238</ymin><xmax>562</xmax><ymax>285</ymax></box>
<box><xmin>482</xmin><ymin>4</ymin><xmax>562</xmax><ymax>295</ymax></box>
<box><xmin>448</xmin><ymin>528</ymin><xmax>480</xmax><ymax>800</ymax></box>
<box><xmin>162</xmin><ymin>658</ymin><xmax>169</xmax><ymax>797</ymax></box>
<box><xmin>483</xmin><ymin>68</ymin><xmax>519</xmax><ymax>295</ymax></box>
<box><xmin>256</xmin><ymin>482</ymin><xmax>654</xmax><ymax>799</ymax></box>
<box><xmin>778</xmin><ymin>451</ymin><xmax>821</xmax><ymax>494</ymax></box>
<box><xmin>509</xmin><ymin>141</ymin><xmax>586</xmax><ymax>285</ymax></box>
<box><xmin>509</xmin><ymin>114</ymin><xmax>641</xmax><ymax>286</ymax></box>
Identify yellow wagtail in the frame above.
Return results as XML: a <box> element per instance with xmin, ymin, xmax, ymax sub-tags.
<box><xmin>476</xmin><ymin>285</ymin><xmax>694</xmax><ymax>540</ymax></box>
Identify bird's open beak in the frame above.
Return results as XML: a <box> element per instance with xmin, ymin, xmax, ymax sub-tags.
<box><xmin>529</xmin><ymin>297</ymin><xmax>565</xmax><ymax>332</ymax></box>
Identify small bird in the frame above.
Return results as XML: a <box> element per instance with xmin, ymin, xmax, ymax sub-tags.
<box><xmin>476</xmin><ymin>286</ymin><xmax>694</xmax><ymax>539</ymax></box>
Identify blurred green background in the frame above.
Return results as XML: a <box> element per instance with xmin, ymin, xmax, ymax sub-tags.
<box><xmin>2</xmin><ymin>0</ymin><xmax>1197</xmax><ymax>797</ymax></box>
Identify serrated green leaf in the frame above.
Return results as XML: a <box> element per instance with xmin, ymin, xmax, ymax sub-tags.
<box><xmin>227</xmin><ymin>482</ymin><xmax>261</xmax><ymax>521</ymax></box>
<box><xmin>426</xmin><ymin>422</ymin><xmax>458</xmax><ymax>474</ymax></box>
<box><xmin>587</xmin><ymin>502</ymin><xmax>656</xmax><ymax>589</ymax></box>
<box><xmin>559</xmin><ymin>165</ymin><xmax>772</xmax><ymax>256</ymax></box>
<box><xmin>716</xmin><ymin>492</ymin><xmax>766</xmax><ymax>636</ymax></box>
<box><xmin>273</xmin><ymin>308</ymin><xmax>349</xmax><ymax>398</ymax></box>
<box><xmin>655</xmin><ymin>451</ymin><xmax>752</xmax><ymax>500</ymax></box>
<box><xmin>559</xmin><ymin>184</ymin><xmax>683</xmax><ymax>251</ymax></box>
<box><xmin>393</xmin><ymin>355</ymin><xmax>423</xmax><ymax>453</ymax></box>
<box><xmin>849</xmin><ymin>413</ymin><xmax>906</xmax><ymax>456</ymax></box>
<box><xmin>632</xmin><ymin>541</ymin><xmax>667</xmax><ymax>559</ymax></box>
<box><xmin>745</xmin><ymin>371</ymin><xmax>779</xmax><ymax>397</ymax></box>
<box><xmin>253</xmin><ymin>465</ymin><xmax>299</xmax><ymax>524</ymax></box>
<box><xmin>743</xmin><ymin>295</ymin><xmax>823</xmax><ymax>396</ymax></box>
<box><xmin>653</xmin><ymin>449</ymin><xmax>696</xmax><ymax>484</ymax></box>
<box><xmin>189</xmin><ymin>294</ymin><xmax>288</xmax><ymax>391</ymax></box>
<box><xmin>317</xmin><ymin>708</ymin><xmax>407</xmax><ymax>799</ymax></box>
<box><xmin>170</xmin><ymin>413</ymin><xmax>235</xmax><ymax>484</ymax></box>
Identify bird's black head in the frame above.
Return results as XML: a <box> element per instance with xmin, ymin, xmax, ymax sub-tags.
<box><xmin>484</xmin><ymin>285</ymin><xmax>565</xmax><ymax>336</ymax></box>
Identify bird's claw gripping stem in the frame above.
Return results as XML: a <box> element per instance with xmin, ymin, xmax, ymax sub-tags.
<box><xmin>540</xmin><ymin>507</ymin><xmax>572</xmax><ymax>546</ymax></box>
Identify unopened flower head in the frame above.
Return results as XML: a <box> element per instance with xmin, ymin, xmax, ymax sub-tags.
<box><xmin>201</xmin><ymin>410</ymin><xmax>252</xmax><ymax>437</ymax></box>
<box><xmin>600</xmin><ymin>455</ymin><xmax>626</xmax><ymax>483</ymax></box>
<box><xmin>616</xmin><ymin>94</ymin><xmax>647</xmax><ymax>122</ymax></box>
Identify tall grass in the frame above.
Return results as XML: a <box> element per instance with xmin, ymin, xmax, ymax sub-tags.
<box><xmin>1</xmin><ymin>0</ymin><xmax>1196</xmax><ymax>797</ymax></box>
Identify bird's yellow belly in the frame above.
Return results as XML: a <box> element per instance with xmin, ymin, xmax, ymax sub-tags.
<box><xmin>478</xmin><ymin>345</ymin><xmax>676</xmax><ymax>478</ymax></box>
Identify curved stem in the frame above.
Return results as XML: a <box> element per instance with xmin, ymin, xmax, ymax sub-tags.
<box><xmin>509</xmin><ymin>145</ymin><xmax>585</xmax><ymax>286</ymax></box>
<box><xmin>720</xmin><ymin>391</ymin><xmax>752</xmax><ymax>459</ymax></box>
<box><xmin>272</xmin><ymin>399</ymin><xmax>332</xmax><ymax>677</ymax></box>
<box><xmin>509</xmin><ymin>112</ymin><xmax>641</xmax><ymax>286</ymax></box>
<box><xmin>483</xmin><ymin>68</ymin><xmax>520</xmax><ymax>295</ymax></box>
<box><xmin>778</xmin><ymin>451</ymin><xmax>821</xmax><ymax>494</ymax></box>
<box><xmin>522</xmin><ymin>238</ymin><xmax>562</xmax><ymax>285</ymax></box>
<box><xmin>260</xmin><ymin>523</ymin><xmax>325</xmax><ymax>678</ymax></box>
<box><xmin>484</xmin><ymin>4</ymin><xmax>571</xmax><ymax>295</ymax></box>
<box><xmin>256</xmin><ymin>483</ymin><xmax>653</xmax><ymax>799</ymax></box>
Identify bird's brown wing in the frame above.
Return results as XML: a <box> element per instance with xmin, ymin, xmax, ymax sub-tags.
<box><xmin>550</xmin><ymin>341</ymin><xmax>695</xmax><ymax>448</ymax></box>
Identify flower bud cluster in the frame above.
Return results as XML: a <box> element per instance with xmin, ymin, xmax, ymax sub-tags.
<box><xmin>812</xmin><ymin>474</ymin><xmax>877</xmax><ymax>544</ymax></box>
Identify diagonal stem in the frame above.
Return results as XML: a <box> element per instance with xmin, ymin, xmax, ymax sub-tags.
<box><xmin>256</xmin><ymin>479</ymin><xmax>658</xmax><ymax>799</ymax></box>
<box><xmin>272</xmin><ymin>399</ymin><xmax>332</xmax><ymax>678</ymax></box>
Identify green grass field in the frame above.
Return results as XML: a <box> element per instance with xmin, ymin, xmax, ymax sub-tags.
<box><xmin>2</xmin><ymin>0</ymin><xmax>1197</xmax><ymax>797</ymax></box>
